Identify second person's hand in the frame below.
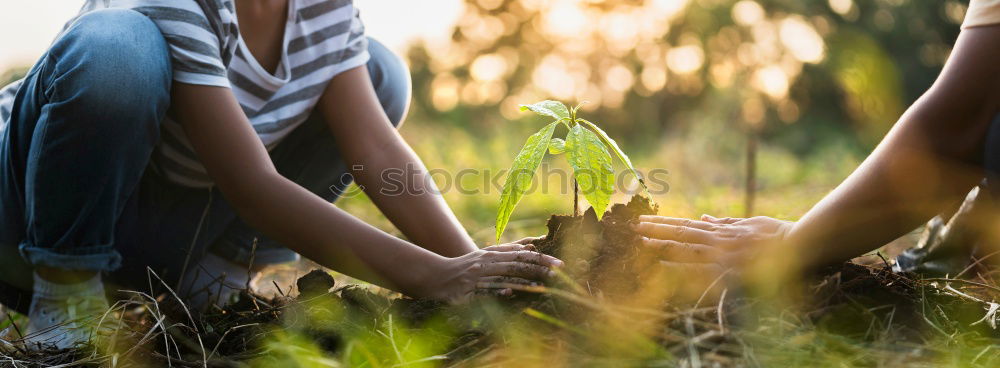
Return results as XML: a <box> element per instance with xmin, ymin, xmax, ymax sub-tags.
<box><xmin>633</xmin><ymin>215</ymin><xmax>793</xmax><ymax>271</ymax></box>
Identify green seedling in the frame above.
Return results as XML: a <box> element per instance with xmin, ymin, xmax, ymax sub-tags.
<box><xmin>495</xmin><ymin>100</ymin><xmax>647</xmax><ymax>241</ymax></box>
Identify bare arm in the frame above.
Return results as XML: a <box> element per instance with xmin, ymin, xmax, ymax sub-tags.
<box><xmin>635</xmin><ymin>26</ymin><xmax>1000</xmax><ymax>271</ymax></box>
<box><xmin>787</xmin><ymin>26</ymin><xmax>1000</xmax><ymax>267</ymax></box>
<box><xmin>170</xmin><ymin>81</ymin><xmax>560</xmax><ymax>301</ymax></box>
<box><xmin>317</xmin><ymin>67</ymin><xmax>477</xmax><ymax>257</ymax></box>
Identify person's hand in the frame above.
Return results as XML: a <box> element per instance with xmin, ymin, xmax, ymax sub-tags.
<box><xmin>633</xmin><ymin>215</ymin><xmax>793</xmax><ymax>272</ymax></box>
<box><xmin>423</xmin><ymin>236</ymin><xmax>563</xmax><ymax>303</ymax></box>
<box><xmin>632</xmin><ymin>215</ymin><xmax>793</xmax><ymax>302</ymax></box>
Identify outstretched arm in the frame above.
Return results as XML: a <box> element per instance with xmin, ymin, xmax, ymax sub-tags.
<box><xmin>635</xmin><ymin>26</ymin><xmax>1000</xmax><ymax>271</ymax></box>
<box><xmin>317</xmin><ymin>66</ymin><xmax>477</xmax><ymax>257</ymax></box>
<box><xmin>170</xmin><ymin>80</ymin><xmax>561</xmax><ymax>302</ymax></box>
<box><xmin>786</xmin><ymin>26</ymin><xmax>1000</xmax><ymax>267</ymax></box>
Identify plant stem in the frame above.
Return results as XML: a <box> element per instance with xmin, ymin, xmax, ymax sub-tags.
<box><xmin>573</xmin><ymin>179</ymin><xmax>580</xmax><ymax>217</ymax></box>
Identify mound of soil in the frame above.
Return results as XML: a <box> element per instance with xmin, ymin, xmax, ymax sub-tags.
<box><xmin>532</xmin><ymin>195</ymin><xmax>659</xmax><ymax>297</ymax></box>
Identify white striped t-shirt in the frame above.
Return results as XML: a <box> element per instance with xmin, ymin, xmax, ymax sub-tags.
<box><xmin>0</xmin><ymin>0</ymin><xmax>370</xmax><ymax>187</ymax></box>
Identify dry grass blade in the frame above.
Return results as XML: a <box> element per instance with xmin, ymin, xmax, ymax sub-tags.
<box><xmin>207</xmin><ymin>324</ymin><xmax>259</xmax><ymax>360</ymax></box>
<box><xmin>145</xmin><ymin>267</ymin><xmax>208</xmax><ymax>368</ymax></box>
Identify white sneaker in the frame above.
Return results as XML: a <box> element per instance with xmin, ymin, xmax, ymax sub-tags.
<box><xmin>179</xmin><ymin>253</ymin><xmax>259</xmax><ymax>312</ymax></box>
<box><xmin>24</xmin><ymin>273</ymin><xmax>110</xmax><ymax>350</ymax></box>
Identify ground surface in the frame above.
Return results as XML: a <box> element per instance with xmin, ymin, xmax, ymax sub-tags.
<box><xmin>2</xmin><ymin>198</ymin><xmax>999</xmax><ymax>367</ymax></box>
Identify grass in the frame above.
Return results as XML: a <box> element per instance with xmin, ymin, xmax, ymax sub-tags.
<box><xmin>4</xmin><ymin>260</ymin><xmax>998</xmax><ymax>367</ymax></box>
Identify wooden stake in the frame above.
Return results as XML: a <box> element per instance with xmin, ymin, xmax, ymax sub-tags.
<box><xmin>745</xmin><ymin>130</ymin><xmax>757</xmax><ymax>217</ymax></box>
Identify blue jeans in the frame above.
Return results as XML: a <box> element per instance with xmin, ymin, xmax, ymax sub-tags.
<box><xmin>0</xmin><ymin>9</ymin><xmax>411</xmax><ymax>312</ymax></box>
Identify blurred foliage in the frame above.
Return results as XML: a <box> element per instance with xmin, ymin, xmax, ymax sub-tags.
<box><xmin>404</xmin><ymin>0</ymin><xmax>963</xmax><ymax>154</ymax></box>
<box><xmin>0</xmin><ymin>67</ymin><xmax>28</xmax><ymax>88</ymax></box>
<box><xmin>362</xmin><ymin>0</ymin><xmax>967</xmax><ymax>241</ymax></box>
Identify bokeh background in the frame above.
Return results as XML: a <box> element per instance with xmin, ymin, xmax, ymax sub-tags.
<box><xmin>0</xmin><ymin>0</ymin><xmax>969</xmax><ymax>246</ymax></box>
<box><xmin>353</xmin><ymin>0</ymin><xmax>967</xmax><ymax>246</ymax></box>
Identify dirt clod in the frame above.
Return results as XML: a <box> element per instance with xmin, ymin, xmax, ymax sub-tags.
<box><xmin>296</xmin><ymin>269</ymin><xmax>336</xmax><ymax>296</ymax></box>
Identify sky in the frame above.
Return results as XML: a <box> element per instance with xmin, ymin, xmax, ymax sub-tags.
<box><xmin>0</xmin><ymin>0</ymin><xmax>464</xmax><ymax>71</ymax></box>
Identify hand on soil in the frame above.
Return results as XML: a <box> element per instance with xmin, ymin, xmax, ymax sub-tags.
<box><xmin>428</xmin><ymin>237</ymin><xmax>563</xmax><ymax>304</ymax></box>
<box><xmin>632</xmin><ymin>215</ymin><xmax>793</xmax><ymax>270</ymax></box>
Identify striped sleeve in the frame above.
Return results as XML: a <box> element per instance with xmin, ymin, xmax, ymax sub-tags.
<box><xmin>330</xmin><ymin>5</ymin><xmax>369</xmax><ymax>76</ymax></box>
<box><xmin>114</xmin><ymin>0</ymin><xmax>234</xmax><ymax>87</ymax></box>
<box><xmin>963</xmin><ymin>0</ymin><xmax>1000</xmax><ymax>28</ymax></box>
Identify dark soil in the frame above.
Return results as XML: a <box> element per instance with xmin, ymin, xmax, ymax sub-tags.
<box><xmin>812</xmin><ymin>262</ymin><xmax>921</xmax><ymax>313</ymax></box>
<box><xmin>808</xmin><ymin>262</ymin><xmax>926</xmax><ymax>338</ymax></box>
<box><xmin>296</xmin><ymin>268</ymin><xmax>336</xmax><ymax>296</ymax></box>
<box><xmin>808</xmin><ymin>262</ymin><xmax>998</xmax><ymax>341</ymax></box>
<box><xmin>531</xmin><ymin>195</ymin><xmax>659</xmax><ymax>297</ymax></box>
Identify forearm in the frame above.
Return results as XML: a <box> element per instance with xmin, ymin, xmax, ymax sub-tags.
<box><xmin>788</xmin><ymin>144</ymin><xmax>977</xmax><ymax>267</ymax></box>
<box><xmin>788</xmin><ymin>105</ymin><xmax>988</xmax><ymax>268</ymax></box>
<box><xmin>320</xmin><ymin>67</ymin><xmax>477</xmax><ymax>257</ymax></box>
<box><xmin>351</xmin><ymin>140</ymin><xmax>478</xmax><ymax>257</ymax></box>
<box><xmin>784</xmin><ymin>26</ymin><xmax>1000</xmax><ymax>268</ymax></box>
<box><xmin>218</xmin><ymin>170</ymin><xmax>449</xmax><ymax>294</ymax></box>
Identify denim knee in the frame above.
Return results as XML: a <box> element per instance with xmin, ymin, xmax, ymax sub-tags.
<box><xmin>366</xmin><ymin>38</ymin><xmax>411</xmax><ymax>128</ymax></box>
<box><xmin>55</xmin><ymin>9</ymin><xmax>172</xmax><ymax>125</ymax></box>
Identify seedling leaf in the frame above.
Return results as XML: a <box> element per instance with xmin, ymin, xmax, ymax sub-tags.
<box><xmin>565</xmin><ymin>124</ymin><xmax>614</xmax><ymax>219</ymax></box>
<box><xmin>520</xmin><ymin>100</ymin><xmax>571</xmax><ymax>121</ymax></box>
<box><xmin>578</xmin><ymin>118</ymin><xmax>648</xmax><ymax>191</ymax></box>
<box><xmin>496</xmin><ymin>122</ymin><xmax>559</xmax><ymax>240</ymax></box>
<box><xmin>571</xmin><ymin>101</ymin><xmax>589</xmax><ymax>119</ymax></box>
<box><xmin>548</xmin><ymin>138</ymin><xmax>567</xmax><ymax>155</ymax></box>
